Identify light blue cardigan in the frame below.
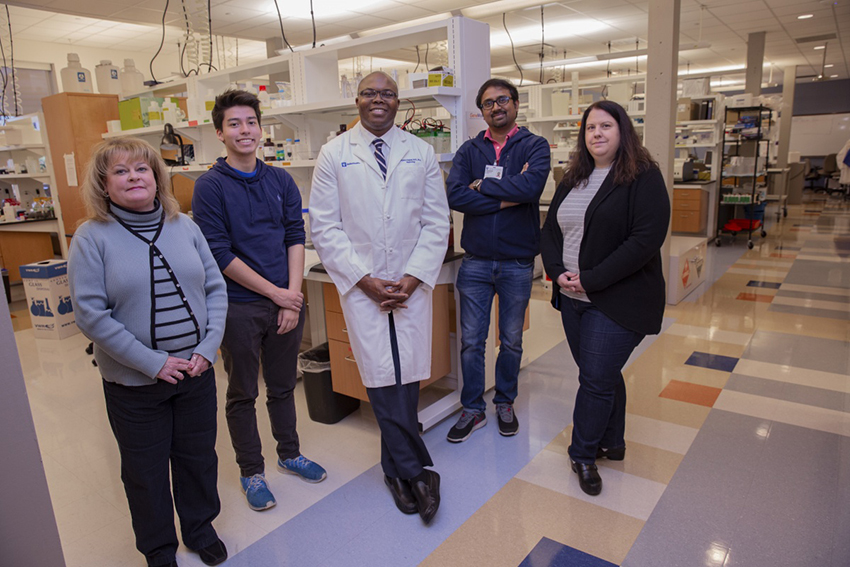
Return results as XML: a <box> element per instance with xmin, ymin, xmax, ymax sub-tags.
<box><xmin>69</xmin><ymin>204</ymin><xmax>228</xmax><ymax>386</ymax></box>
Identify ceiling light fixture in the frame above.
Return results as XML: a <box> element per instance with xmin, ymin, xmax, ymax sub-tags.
<box><xmin>825</xmin><ymin>64</ymin><xmax>834</xmax><ymax>68</ymax></box>
<box><xmin>797</xmin><ymin>14</ymin><xmax>814</xmax><ymax>19</ymax></box>
<box><xmin>814</xmin><ymin>45</ymin><xmax>825</xmax><ymax>50</ymax></box>
<box><xmin>830</xmin><ymin>74</ymin><xmax>838</xmax><ymax>78</ymax></box>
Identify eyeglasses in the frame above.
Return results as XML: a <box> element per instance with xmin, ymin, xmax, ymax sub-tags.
<box><xmin>481</xmin><ymin>95</ymin><xmax>513</xmax><ymax>110</ymax></box>
<box><xmin>359</xmin><ymin>89</ymin><xmax>398</xmax><ymax>100</ymax></box>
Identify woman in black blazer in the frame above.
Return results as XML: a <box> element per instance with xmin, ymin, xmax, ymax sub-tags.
<box><xmin>541</xmin><ymin>100</ymin><xmax>670</xmax><ymax>496</ymax></box>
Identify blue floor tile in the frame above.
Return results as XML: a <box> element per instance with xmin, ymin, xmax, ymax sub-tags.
<box><xmin>684</xmin><ymin>351</ymin><xmax>739</xmax><ymax>372</ymax></box>
<box><xmin>519</xmin><ymin>537</ymin><xmax>618</xmax><ymax>567</ymax></box>
<box><xmin>747</xmin><ymin>280</ymin><xmax>782</xmax><ymax>289</ymax></box>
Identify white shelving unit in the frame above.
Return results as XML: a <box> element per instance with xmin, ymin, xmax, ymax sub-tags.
<box><xmin>0</xmin><ymin>112</ymin><xmax>68</xmax><ymax>260</ymax></box>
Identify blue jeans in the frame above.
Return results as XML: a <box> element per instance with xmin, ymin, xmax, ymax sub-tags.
<box><xmin>456</xmin><ymin>255</ymin><xmax>534</xmax><ymax>412</ymax></box>
<box><xmin>559</xmin><ymin>297</ymin><xmax>644</xmax><ymax>464</ymax></box>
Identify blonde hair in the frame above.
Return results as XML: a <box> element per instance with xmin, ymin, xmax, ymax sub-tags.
<box><xmin>80</xmin><ymin>137</ymin><xmax>181</xmax><ymax>224</ymax></box>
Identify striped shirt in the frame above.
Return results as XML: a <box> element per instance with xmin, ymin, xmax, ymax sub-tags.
<box><xmin>109</xmin><ymin>202</ymin><xmax>201</xmax><ymax>355</ymax></box>
<box><xmin>557</xmin><ymin>166</ymin><xmax>611</xmax><ymax>302</ymax></box>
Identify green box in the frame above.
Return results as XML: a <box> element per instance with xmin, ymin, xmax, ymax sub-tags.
<box><xmin>118</xmin><ymin>96</ymin><xmax>180</xmax><ymax>131</ymax></box>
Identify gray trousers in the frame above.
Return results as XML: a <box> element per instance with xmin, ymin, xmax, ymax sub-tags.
<box><xmin>365</xmin><ymin>312</ymin><xmax>433</xmax><ymax>480</ymax></box>
<box><xmin>221</xmin><ymin>298</ymin><xmax>304</xmax><ymax>477</ymax></box>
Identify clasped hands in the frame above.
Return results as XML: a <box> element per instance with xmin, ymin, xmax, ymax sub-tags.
<box><xmin>557</xmin><ymin>271</ymin><xmax>585</xmax><ymax>294</ymax></box>
<box><xmin>156</xmin><ymin>353</ymin><xmax>211</xmax><ymax>384</ymax></box>
<box><xmin>270</xmin><ymin>286</ymin><xmax>303</xmax><ymax>335</ymax></box>
<box><xmin>357</xmin><ymin>274</ymin><xmax>421</xmax><ymax>312</ymax></box>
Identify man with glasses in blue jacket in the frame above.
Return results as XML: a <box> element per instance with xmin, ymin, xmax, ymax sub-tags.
<box><xmin>446</xmin><ymin>78</ymin><xmax>550</xmax><ymax>443</ymax></box>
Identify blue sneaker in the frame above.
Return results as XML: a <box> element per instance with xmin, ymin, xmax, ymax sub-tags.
<box><xmin>277</xmin><ymin>455</ymin><xmax>327</xmax><ymax>483</ymax></box>
<box><xmin>239</xmin><ymin>473</ymin><xmax>276</xmax><ymax>511</ymax></box>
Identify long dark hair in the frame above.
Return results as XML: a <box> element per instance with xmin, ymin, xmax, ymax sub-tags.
<box><xmin>561</xmin><ymin>100</ymin><xmax>657</xmax><ymax>190</ymax></box>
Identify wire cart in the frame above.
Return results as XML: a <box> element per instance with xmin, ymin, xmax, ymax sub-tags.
<box><xmin>716</xmin><ymin>105</ymin><xmax>772</xmax><ymax>249</ymax></box>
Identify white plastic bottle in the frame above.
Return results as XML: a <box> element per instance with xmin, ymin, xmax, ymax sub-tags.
<box><xmin>60</xmin><ymin>53</ymin><xmax>93</xmax><ymax>93</ymax></box>
<box><xmin>120</xmin><ymin>59</ymin><xmax>145</xmax><ymax>95</ymax></box>
<box><xmin>94</xmin><ymin>60</ymin><xmax>121</xmax><ymax>94</ymax></box>
<box><xmin>284</xmin><ymin>139</ymin><xmax>294</xmax><ymax>160</ymax></box>
<box><xmin>161</xmin><ymin>99</ymin><xmax>178</xmax><ymax>125</ymax></box>
<box><xmin>258</xmin><ymin>85</ymin><xmax>271</xmax><ymax>112</ymax></box>
<box><xmin>147</xmin><ymin>101</ymin><xmax>163</xmax><ymax>127</ymax></box>
<box><xmin>293</xmin><ymin>139</ymin><xmax>303</xmax><ymax>160</ymax></box>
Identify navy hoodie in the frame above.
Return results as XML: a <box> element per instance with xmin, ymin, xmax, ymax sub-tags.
<box><xmin>446</xmin><ymin>127</ymin><xmax>550</xmax><ymax>260</ymax></box>
<box><xmin>192</xmin><ymin>157</ymin><xmax>305</xmax><ymax>302</ymax></box>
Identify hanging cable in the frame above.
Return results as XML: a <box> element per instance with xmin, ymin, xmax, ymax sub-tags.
<box><xmin>538</xmin><ymin>6</ymin><xmax>545</xmax><ymax>84</ymax></box>
<box><xmin>424</xmin><ymin>43</ymin><xmax>430</xmax><ymax>71</ymax></box>
<box><xmin>272</xmin><ymin>0</ymin><xmax>294</xmax><ymax>52</ymax></box>
<box><xmin>149</xmin><ymin>0</ymin><xmax>169</xmax><ymax>84</ymax></box>
<box><xmin>5</xmin><ymin>7</ymin><xmax>19</xmax><ymax>116</ymax></box>
<box><xmin>503</xmin><ymin>13</ymin><xmax>523</xmax><ymax>86</ymax></box>
<box><xmin>414</xmin><ymin>45</ymin><xmax>421</xmax><ymax>73</ymax></box>
<box><xmin>310</xmin><ymin>0</ymin><xmax>317</xmax><ymax>48</ymax></box>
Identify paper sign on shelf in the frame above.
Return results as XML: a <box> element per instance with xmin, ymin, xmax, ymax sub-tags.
<box><xmin>64</xmin><ymin>153</ymin><xmax>78</xmax><ymax>187</ymax></box>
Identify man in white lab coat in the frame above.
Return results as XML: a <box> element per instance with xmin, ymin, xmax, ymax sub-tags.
<box><xmin>309</xmin><ymin>72</ymin><xmax>450</xmax><ymax>524</ymax></box>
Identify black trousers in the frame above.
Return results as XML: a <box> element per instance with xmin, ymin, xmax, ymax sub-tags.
<box><xmin>365</xmin><ymin>312</ymin><xmax>434</xmax><ymax>480</ymax></box>
<box><xmin>221</xmin><ymin>299</ymin><xmax>305</xmax><ymax>476</ymax></box>
<box><xmin>102</xmin><ymin>369</ymin><xmax>220</xmax><ymax>567</ymax></box>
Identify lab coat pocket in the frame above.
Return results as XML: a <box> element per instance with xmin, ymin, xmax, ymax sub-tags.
<box><xmin>396</xmin><ymin>164</ymin><xmax>426</xmax><ymax>200</ymax></box>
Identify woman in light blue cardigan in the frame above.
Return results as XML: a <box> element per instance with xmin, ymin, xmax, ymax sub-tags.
<box><xmin>68</xmin><ymin>138</ymin><xmax>228</xmax><ymax>567</ymax></box>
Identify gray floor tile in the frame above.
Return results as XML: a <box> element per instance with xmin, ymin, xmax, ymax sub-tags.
<box><xmin>742</xmin><ymin>331</ymin><xmax>850</xmax><ymax>375</ymax></box>
<box><xmin>783</xmin><ymin>259</ymin><xmax>850</xmax><ymax>289</ymax></box>
<box><xmin>774</xmin><ymin>290</ymin><xmax>850</xmax><ymax>304</ymax></box>
<box><xmin>768</xmin><ymin>302</ymin><xmax>850</xmax><ymax>321</ymax></box>
<box><xmin>725</xmin><ymin>374</ymin><xmax>850</xmax><ymax>414</ymax></box>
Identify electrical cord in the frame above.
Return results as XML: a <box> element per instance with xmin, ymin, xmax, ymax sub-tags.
<box><xmin>6</xmin><ymin>6</ymin><xmax>18</xmax><ymax>116</ymax></box>
<box><xmin>0</xmin><ymin>11</ymin><xmax>9</xmax><ymax>121</ymax></box>
<box><xmin>539</xmin><ymin>6</ymin><xmax>544</xmax><ymax>84</ymax></box>
<box><xmin>414</xmin><ymin>46</ymin><xmax>420</xmax><ymax>73</ymax></box>
<box><xmin>150</xmin><ymin>0</ymin><xmax>169</xmax><ymax>84</ymax></box>
<box><xmin>503</xmin><ymin>13</ymin><xmax>523</xmax><ymax>86</ymax></box>
<box><xmin>424</xmin><ymin>43</ymin><xmax>429</xmax><ymax>71</ymax></box>
<box><xmin>272</xmin><ymin>0</ymin><xmax>294</xmax><ymax>52</ymax></box>
<box><xmin>310</xmin><ymin>0</ymin><xmax>316</xmax><ymax>48</ymax></box>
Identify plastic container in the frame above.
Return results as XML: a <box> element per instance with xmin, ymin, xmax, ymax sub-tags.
<box><xmin>258</xmin><ymin>85</ymin><xmax>271</xmax><ymax>111</ymax></box>
<box><xmin>60</xmin><ymin>53</ymin><xmax>93</xmax><ymax>93</ymax></box>
<box><xmin>120</xmin><ymin>59</ymin><xmax>145</xmax><ymax>95</ymax></box>
<box><xmin>299</xmin><ymin>343</ymin><xmax>360</xmax><ymax>424</ymax></box>
<box><xmin>94</xmin><ymin>60</ymin><xmax>121</xmax><ymax>94</ymax></box>
<box><xmin>147</xmin><ymin>101</ymin><xmax>163</xmax><ymax>127</ymax></box>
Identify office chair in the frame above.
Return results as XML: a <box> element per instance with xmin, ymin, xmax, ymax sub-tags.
<box><xmin>803</xmin><ymin>159</ymin><xmax>821</xmax><ymax>191</ymax></box>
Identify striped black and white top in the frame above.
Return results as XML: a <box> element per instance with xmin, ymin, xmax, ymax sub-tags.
<box><xmin>557</xmin><ymin>166</ymin><xmax>611</xmax><ymax>303</ymax></box>
<box><xmin>109</xmin><ymin>202</ymin><xmax>202</xmax><ymax>355</ymax></box>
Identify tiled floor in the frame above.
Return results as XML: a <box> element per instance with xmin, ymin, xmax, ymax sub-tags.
<box><xmin>11</xmin><ymin>196</ymin><xmax>850</xmax><ymax>566</ymax></box>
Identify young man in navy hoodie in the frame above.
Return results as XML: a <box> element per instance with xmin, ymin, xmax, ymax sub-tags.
<box><xmin>192</xmin><ymin>90</ymin><xmax>326</xmax><ymax>512</ymax></box>
<box><xmin>446</xmin><ymin>78</ymin><xmax>550</xmax><ymax>443</ymax></box>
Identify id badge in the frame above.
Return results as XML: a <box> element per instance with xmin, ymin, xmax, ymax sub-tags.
<box><xmin>484</xmin><ymin>165</ymin><xmax>503</xmax><ymax>180</ymax></box>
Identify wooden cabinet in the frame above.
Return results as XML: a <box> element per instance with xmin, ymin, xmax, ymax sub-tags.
<box><xmin>672</xmin><ymin>188</ymin><xmax>708</xmax><ymax>233</ymax></box>
<box><xmin>0</xmin><ymin>231</ymin><xmax>53</xmax><ymax>282</ymax></box>
<box><xmin>323</xmin><ymin>282</ymin><xmax>451</xmax><ymax>402</ymax></box>
<box><xmin>42</xmin><ymin>93</ymin><xmax>119</xmax><ymax>240</ymax></box>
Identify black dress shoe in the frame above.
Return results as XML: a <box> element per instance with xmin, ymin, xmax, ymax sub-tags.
<box><xmin>596</xmin><ymin>446</ymin><xmax>626</xmax><ymax>461</ymax></box>
<box><xmin>410</xmin><ymin>469</ymin><xmax>441</xmax><ymax>524</ymax></box>
<box><xmin>571</xmin><ymin>460</ymin><xmax>602</xmax><ymax>496</ymax></box>
<box><xmin>197</xmin><ymin>538</ymin><xmax>228</xmax><ymax>566</ymax></box>
<box><xmin>385</xmin><ymin>474</ymin><xmax>418</xmax><ymax>514</ymax></box>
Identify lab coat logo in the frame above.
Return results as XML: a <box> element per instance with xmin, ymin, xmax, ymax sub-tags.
<box><xmin>341</xmin><ymin>161</ymin><xmax>361</xmax><ymax>168</ymax></box>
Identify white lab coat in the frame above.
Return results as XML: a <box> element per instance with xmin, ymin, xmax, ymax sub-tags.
<box><xmin>309</xmin><ymin>123</ymin><xmax>450</xmax><ymax>388</ymax></box>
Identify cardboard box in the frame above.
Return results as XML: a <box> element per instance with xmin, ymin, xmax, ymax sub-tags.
<box><xmin>676</xmin><ymin>98</ymin><xmax>699</xmax><ymax>121</ymax></box>
<box><xmin>409</xmin><ymin>68</ymin><xmax>455</xmax><ymax>89</ymax></box>
<box><xmin>19</xmin><ymin>260</ymin><xmax>79</xmax><ymax>340</ymax></box>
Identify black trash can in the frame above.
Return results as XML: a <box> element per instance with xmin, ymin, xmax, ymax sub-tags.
<box><xmin>299</xmin><ymin>342</ymin><xmax>360</xmax><ymax>424</ymax></box>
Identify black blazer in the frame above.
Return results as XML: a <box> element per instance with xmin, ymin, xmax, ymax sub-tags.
<box><xmin>540</xmin><ymin>166</ymin><xmax>670</xmax><ymax>335</ymax></box>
